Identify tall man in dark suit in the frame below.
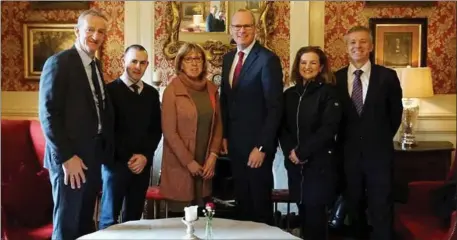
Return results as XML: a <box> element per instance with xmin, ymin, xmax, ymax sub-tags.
<box><xmin>335</xmin><ymin>26</ymin><xmax>403</xmax><ymax>240</ymax></box>
<box><xmin>220</xmin><ymin>9</ymin><xmax>284</xmax><ymax>225</ymax></box>
<box><xmin>39</xmin><ymin>9</ymin><xmax>114</xmax><ymax>240</ymax></box>
<box><xmin>99</xmin><ymin>45</ymin><xmax>162</xmax><ymax>229</ymax></box>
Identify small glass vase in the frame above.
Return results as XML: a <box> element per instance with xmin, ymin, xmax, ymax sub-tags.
<box><xmin>205</xmin><ymin>218</ymin><xmax>213</xmax><ymax>240</ymax></box>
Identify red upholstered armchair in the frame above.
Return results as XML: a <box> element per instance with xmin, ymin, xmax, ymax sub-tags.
<box><xmin>395</xmin><ymin>156</ymin><xmax>457</xmax><ymax>240</ymax></box>
<box><xmin>1</xmin><ymin>120</ymin><xmax>53</xmax><ymax>240</ymax></box>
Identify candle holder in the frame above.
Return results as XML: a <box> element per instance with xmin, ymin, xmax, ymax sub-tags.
<box><xmin>181</xmin><ymin>217</ymin><xmax>200</xmax><ymax>240</ymax></box>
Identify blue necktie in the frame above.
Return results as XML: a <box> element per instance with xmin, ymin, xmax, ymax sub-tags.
<box><xmin>351</xmin><ymin>69</ymin><xmax>363</xmax><ymax>115</ymax></box>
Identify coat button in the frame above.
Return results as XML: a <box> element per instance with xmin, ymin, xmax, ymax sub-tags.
<box><xmin>360</xmin><ymin>136</ymin><xmax>363</xmax><ymax>140</ymax></box>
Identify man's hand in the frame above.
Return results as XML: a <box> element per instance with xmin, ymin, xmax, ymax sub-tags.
<box><xmin>128</xmin><ymin>154</ymin><xmax>148</xmax><ymax>174</ymax></box>
<box><xmin>187</xmin><ymin>161</ymin><xmax>203</xmax><ymax>177</ymax></box>
<box><xmin>289</xmin><ymin>149</ymin><xmax>300</xmax><ymax>165</ymax></box>
<box><xmin>289</xmin><ymin>149</ymin><xmax>307</xmax><ymax>165</ymax></box>
<box><xmin>201</xmin><ymin>154</ymin><xmax>217</xmax><ymax>180</ymax></box>
<box><xmin>62</xmin><ymin>155</ymin><xmax>88</xmax><ymax>189</ymax></box>
<box><xmin>247</xmin><ymin>147</ymin><xmax>265</xmax><ymax>168</ymax></box>
<box><xmin>221</xmin><ymin>138</ymin><xmax>228</xmax><ymax>154</ymax></box>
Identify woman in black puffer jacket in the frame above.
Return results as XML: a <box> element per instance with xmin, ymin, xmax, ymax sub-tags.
<box><xmin>279</xmin><ymin>46</ymin><xmax>342</xmax><ymax>240</ymax></box>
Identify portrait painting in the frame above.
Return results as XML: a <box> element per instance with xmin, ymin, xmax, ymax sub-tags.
<box><xmin>23</xmin><ymin>23</ymin><xmax>76</xmax><ymax>80</ymax></box>
<box><xmin>383</xmin><ymin>32</ymin><xmax>412</xmax><ymax>67</ymax></box>
<box><xmin>369</xmin><ymin>18</ymin><xmax>427</xmax><ymax>68</ymax></box>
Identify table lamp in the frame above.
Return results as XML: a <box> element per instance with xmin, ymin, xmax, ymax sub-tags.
<box><xmin>193</xmin><ymin>14</ymin><xmax>203</xmax><ymax>31</ymax></box>
<box><xmin>396</xmin><ymin>67</ymin><xmax>434</xmax><ymax>148</ymax></box>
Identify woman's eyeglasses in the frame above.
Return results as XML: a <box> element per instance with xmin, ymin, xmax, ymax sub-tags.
<box><xmin>183</xmin><ymin>57</ymin><xmax>203</xmax><ymax>63</ymax></box>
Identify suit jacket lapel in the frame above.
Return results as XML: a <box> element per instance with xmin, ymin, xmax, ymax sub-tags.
<box><xmin>362</xmin><ymin>64</ymin><xmax>379</xmax><ymax>115</ymax></box>
<box><xmin>224</xmin><ymin>51</ymin><xmax>235</xmax><ymax>93</ymax></box>
<box><xmin>233</xmin><ymin>42</ymin><xmax>259</xmax><ymax>91</ymax></box>
<box><xmin>70</xmin><ymin>47</ymin><xmax>98</xmax><ymax>116</ymax></box>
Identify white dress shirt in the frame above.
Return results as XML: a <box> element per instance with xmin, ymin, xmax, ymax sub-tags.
<box><xmin>75</xmin><ymin>43</ymin><xmax>104</xmax><ymax>132</ymax></box>
<box><xmin>229</xmin><ymin>40</ymin><xmax>256</xmax><ymax>87</ymax></box>
<box><xmin>347</xmin><ymin>60</ymin><xmax>371</xmax><ymax>103</ymax></box>
<box><xmin>121</xmin><ymin>75</ymin><xmax>144</xmax><ymax>94</ymax></box>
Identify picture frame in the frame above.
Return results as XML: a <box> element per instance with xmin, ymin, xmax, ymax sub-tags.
<box><xmin>369</xmin><ymin>18</ymin><xmax>427</xmax><ymax>68</ymax></box>
<box><xmin>181</xmin><ymin>2</ymin><xmax>206</xmax><ymax>20</ymax></box>
<box><xmin>23</xmin><ymin>23</ymin><xmax>76</xmax><ymax>80</ymax></box>
<box><xmin>29</xmin><ymin>1</ymin><xmax>90</xmax><ymax>10</ymax></box>
<box><xmin>245</xmin><ymin>1</ymin><xmax>261</xmax><ymax>13</ymax></box>
<box><xmin>365</xmin><ymin>1</ymin><xmax>435</xmax><ymax>7</ymax></box>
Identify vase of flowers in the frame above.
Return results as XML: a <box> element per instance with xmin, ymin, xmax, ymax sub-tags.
<box><xmin>203</xmin><ymin>202</ymin><xmax>215</xmax><ymax>240</ymax></box>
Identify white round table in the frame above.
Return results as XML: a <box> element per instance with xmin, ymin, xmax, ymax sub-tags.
<box><xmin>78</xmin><ymin>218</ymin><xmax>300</xmax><ymax>239</ymax></box>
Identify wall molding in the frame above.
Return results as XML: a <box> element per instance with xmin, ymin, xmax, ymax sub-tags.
<box><xmin>418</xmin><ymin>113</ymin><xmax>456</xmax><ymax>120</ymax></box>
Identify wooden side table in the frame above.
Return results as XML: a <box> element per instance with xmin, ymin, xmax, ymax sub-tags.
<box><xmin>393</xmin><ymin>141</ymin><xmax>454</xmax><ymax>186</ymax></box>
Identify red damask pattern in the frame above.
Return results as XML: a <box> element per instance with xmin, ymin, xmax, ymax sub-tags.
<box><xmin>153</xmin><ymin>2</ymin><xmax>290</xmax><ymax>86</ymax></box>
<box><xmin>325</xmin><ymin>1</ymin><xmax>456</xmax><ymax>94</ymax></box>
<box><xmin>1</xmin><ymin>1</ymin><xmax>124</xmax><ymax>91</ymax></box>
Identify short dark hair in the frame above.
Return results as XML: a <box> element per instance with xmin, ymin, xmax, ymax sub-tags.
<box><xmin>290</xmin><ymin>46</ymin><xmax>335</xmax><ymax>85</ymax></box>
<box><xmin>125</xmin><ymin>44</ymin><xmax>147</xmax><ymax>54</ymax></box>
<box><xmin>174</xmin><ymin>43</ymin><xmax>207</xmax><ymax>79</ymax></box>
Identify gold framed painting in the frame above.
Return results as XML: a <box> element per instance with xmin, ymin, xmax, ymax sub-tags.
<box><xmin>245</xmin><ymin>1</ymin><xmax>261</xmax><ymax>12</ymax></box>
<box><xmin>23</xmin><ymin>23</ymin><xmax>76</xmax><ymax>80</ymax></box>
<box><xmin>181</xmin><ymin>2</ymin><xmax>206</xmax><ymax>20</ymax></box>
<box><xmin>369</xmin><ymin>18</ymin><xmax>427</xmax><ymax>68</ymax></box>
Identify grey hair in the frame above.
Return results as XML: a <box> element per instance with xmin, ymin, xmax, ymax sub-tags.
<box><xmin>344</xmin><ymin>25</ymin><xmax>373</xmax><ymax>43</ymax></box>
<box><xmin>77</xmin><ymin>9</ymin><xmax>108</xmax><ymax>27</ymax></box>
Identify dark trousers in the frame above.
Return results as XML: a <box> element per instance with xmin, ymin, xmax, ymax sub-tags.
<box><xmin>230</xmin><ymin>152</ymin><xmax>273</xmax><ymax>225</ymax></box>
<box><xmin>298</xmin><ymin>204</ymin><xmax>328</xmax><ymax>240</ymax></box>
<box><xmin>49</xmin><ymin>138</ymin><xmax>103</xmax><ymax>240</ymax></box>
<box><xmin>345</xmin><ymin>162</ymin><xmax>393</xmax><ymax>240</ymax></box>
<box><xmin>98</xmin><ymin>161</ymin><xmax>151</xmax><ymax>229</ymax></box>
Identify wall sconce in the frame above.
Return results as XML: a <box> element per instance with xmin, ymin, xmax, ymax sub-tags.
<box><xmin>396</xmin><ymin>67</ymin><xmax>434</xmax><ymax>148</ymax></box>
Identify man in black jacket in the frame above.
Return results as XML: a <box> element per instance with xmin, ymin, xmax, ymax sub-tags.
<box><xmin>335</xmin><ymin>26</ymin><xmax>403</xmax><ymax>240</ymax></box>
<box><xmin>99</xmin><ymin>45</ymin><xmax>162</xmax><ymax>229</ymax></box>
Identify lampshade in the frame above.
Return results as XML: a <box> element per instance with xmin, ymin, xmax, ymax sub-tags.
<box><xmin>396</xmin><ymin>67</ymin><xmax>434</xmax><ymax>98</ymax></box>
<box><xmin>193</xmin><ymin>15</ymin><xmax>203</xmax><ymax>25</ymax></box>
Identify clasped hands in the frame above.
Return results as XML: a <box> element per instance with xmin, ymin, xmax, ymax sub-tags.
<box><xmin>187</xmin><ymin>154</ymin><xmax>217</xmax><ymax>180</ymax></box>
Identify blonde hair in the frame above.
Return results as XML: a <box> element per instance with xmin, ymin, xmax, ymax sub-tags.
<box><xmin>344</xmin><ymin>25</ymin><xmax>373</xmax><ymax>43</ymax></box>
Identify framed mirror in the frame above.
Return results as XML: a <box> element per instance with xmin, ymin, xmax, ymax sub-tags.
<box><xmin>179</xmin><ymin>1</ymin><xmax>229</xmax><ymax>33</ymax></box>
<box><xmin>163</xmin><ymin>1</ymin><xmax>273</xmax><ymax>67</ymax></box>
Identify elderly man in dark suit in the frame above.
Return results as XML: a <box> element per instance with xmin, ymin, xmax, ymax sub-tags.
<box><xmin>220</xmin><ymin>9</ymin><xmax>283</xmax><ymax>225</ymax></box>
<box><xmin>39</xmin><ymin>9</ymin><xmax>114</xmax><ymax>240</ymax></box>
<box><xmin>335</xmin><ymin>26</ymin><xmax>403</xmax><ymax>240</ymax></box>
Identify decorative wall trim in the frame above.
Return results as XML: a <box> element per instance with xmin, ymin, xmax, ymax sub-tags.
<box><xmin>418</xmin><ymin>113</ymin><xmax>456</xmax><ymax>120</ymax></box>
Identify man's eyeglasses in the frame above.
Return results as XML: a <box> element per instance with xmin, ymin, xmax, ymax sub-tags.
<box><xmin>183</xmin><ymin>57</ymin><xmax>203</xmax><ymax>63</ymax></box>
<box><xmin>231</xmin><ymin>24</ymin><xmax>254</xmax><ymax>31</ymax></box>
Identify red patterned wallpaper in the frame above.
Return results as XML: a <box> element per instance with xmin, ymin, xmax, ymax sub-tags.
<box><xmin>153</xmin><ymin>1</ymin><xmax>290</xmax><ymax>86</ymax></box>
<box><xmin>325</xmin><ymin>1</ymin><xmax>456</xmax><ymax>94</ymax></box>
<box><xmin>1</xmin><ymin>1</ymin><xmax>124</xmax><ymax>91</ymax></box>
